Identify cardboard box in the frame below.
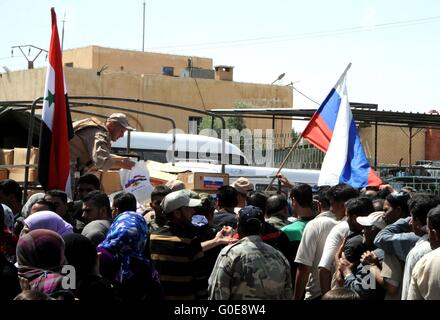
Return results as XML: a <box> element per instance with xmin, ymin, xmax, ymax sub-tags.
<box><xmin>0</xmin><ymin>168</ymin><xmax>8</xmax><ymax>180</ymax></box>
<box><xmin>8</xmin><ymin>168</ymin><xmax>38</xmax><ymax>182</ymax></box>
<box><xmin>177</xmin><ymin>172</ymin><xmax>229</xmax><ymax>192</ymax></box>
<box><xmin>0</xmin><ymin>149</ymin><xmax>14</xmax><ymax>165</ymax></box>
<box><xmin>100</xmin><ymin>170</ymin><xmax>123</xmax><ymax>194</ymax></box>
<box><xmin>13</xmin><ymin>147</ymin><xmax>39</xmax><ymax>165</ymax></box>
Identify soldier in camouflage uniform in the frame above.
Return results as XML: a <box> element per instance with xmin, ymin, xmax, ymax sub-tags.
<box><xmin>69</xmin><ymin>113</ymin><xmax>135</xmax><ymax>175</ymax></box>
<box><xmin>208</xmin><ymin>205</ymin><xmax>293</xmax><ymax>300</ymax></box>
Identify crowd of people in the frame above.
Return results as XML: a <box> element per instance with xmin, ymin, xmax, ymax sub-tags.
<box><xmin>1</xmin><ymin>173</ymin><xmax>440</xmax><ymax>301</ymax></box>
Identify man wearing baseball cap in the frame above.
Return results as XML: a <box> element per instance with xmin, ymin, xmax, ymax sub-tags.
<box><xmin>149</xmin><ymin>189</ymin><xmax>209</xmax><ymax>300</ymax></box>
<box><xmin>208</xmin><ymin>205</ymin><xmax>293</xmax><ymax>300</ymax></box>
<box><xmin>69</xmin><ymin>112</ymin><xmax>136</xmax><ymax>177</ymax></box>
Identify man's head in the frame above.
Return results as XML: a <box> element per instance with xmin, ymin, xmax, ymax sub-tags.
<box><xmin>357</xmin><ymin>211</ymin><xmax>386</xmax><ymax>246</ymax></box>
<box><xmin>31</xmin><ymin>199</ymin><xmax>56</xmax><ymax>215</ymax></box>
<box><xmin>316</xmin><ymin>186</ymin><xmax>331</xmax><ymax>212</ymax></box>
<box><xmin>82</xmin><ymin>191</ymin><xmax>111</xmax><ymax>224</ymax></box>
<box><xmin>383</xmin><ymin>191</ymin><xmax>410</xmax><ymax>225</ymax></box>
<box><xmin>76</xmin><ymin>173</ymin><xmax>100</xmax><ymax>201</ymax></box>
<box><xmin>112</xmin><ymin>191</ymin><xmax>137</xmax><ymax>218</ymax></box>
<box><xmin>106</xmin><ymin>113</ymin><xmax>134</xmax><ymax>142</ymax></box>
<box><xmin>216</xmin><ymin>186</ymin><xmax>238</xmax><ymax>209</ymax></box>
<box><xmin>162</xmin><ymin>189</ymin><xmax>201</xmax><ymax>225</ymax></box>
<box><xmin>427</xmin><ymin>205</ymin><xmax>440</xmax><ymax>250</ymax></box>
<box><xmin>290</xmin><ymin>183</ymin><xmax>313</xmax><ymax>209</ymax></box>
<box><xmin>327</xmin><ymin>183</ymin><xmax>359</xmax><ymax>219</ymax></box>
<box><xmin>231</xmin><ymin>177</ymin><xmax>254</xmax><ymax>197</ymax></box>
<box><xmin>44</xmin><ymin>190</ymin><xmax>68</xmax><ymax>217</ymax></box>
<box><xmin>237</xmin><ymin>205</ymin><xmax>264</xmax><ymax>238</ymax></box>
<box><xmin>345</xmin><ymin>197</ymin><xmax>374</xmax><ymax>234</ymax></box>
<box><xmin>0</xmin><ymin>179</ymin><xmax>23</xmax><ymax>212</ymax></box>
<box><xmin>408</xmin><ymin>193</ymin><xmax>440</xmax><ymax>236</ymax></box>
<box><xmin>150</xmin><ymin>185</ymin><xmax>172</xmax><ymax>215</ymax></box>
<box><xmin>266</xmin><ymin>194</ymin><xmax>288</xmax><ymax>220</ymax></box>
<box><xmin>246</xmin><ymin>191</ymin><xmax>268</xmax><ymax>213</ymax></box>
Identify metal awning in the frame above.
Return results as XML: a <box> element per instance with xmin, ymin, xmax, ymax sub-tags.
<box><xmin>209</xmin><ymin>107</ymin><xmax>440</xmax><ymax>129</ymax></box>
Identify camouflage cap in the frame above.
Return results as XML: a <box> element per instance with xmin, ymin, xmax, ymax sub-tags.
<box><xmin>107</xmin><ymin>113</ymin><xmax>135</xmax><ymax>130</ymax></box>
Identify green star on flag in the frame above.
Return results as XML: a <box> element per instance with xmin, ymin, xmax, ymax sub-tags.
<box><xmin>45</xmin><ymin>90</ymin><xmax>55</xmax><ymax>107</ymax></box>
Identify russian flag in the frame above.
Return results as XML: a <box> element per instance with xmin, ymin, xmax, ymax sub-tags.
<box><xmin>38</xmin><ymin>8</ymin><xmax>74</xmax><ymax>197</ymax></box>
<box><xmin>302</xmin><ymin>64</ymin><xmax>382</xmax><ymax>188</ymax></box>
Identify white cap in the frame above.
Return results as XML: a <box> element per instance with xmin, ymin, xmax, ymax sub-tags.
<box><xmin>161</xmin><ymin>189</ymin><xmax>202</xmax><ymax>214</ymax></box>
<box><xmin>356</xmin><ymin>211</ymin><xmax>386</xmax><ymax>230</ymax></box>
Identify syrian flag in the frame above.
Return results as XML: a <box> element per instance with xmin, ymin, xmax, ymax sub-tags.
<box><xmin>38</xmin><ymin>8</ymin><xmax>74</xmax><ymax>197</ymax></box>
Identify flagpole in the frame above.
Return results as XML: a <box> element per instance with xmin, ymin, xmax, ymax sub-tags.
<box><xmin>265</xmin><ymin>133</ymin><xmax>303</xmax><ymax>191</ymax></box>
<box><xmin>264</xmin><ymin>63</ymin><xmax>352</xmax><ymax>191</ymax></box>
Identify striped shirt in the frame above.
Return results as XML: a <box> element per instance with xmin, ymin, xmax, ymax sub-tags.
<box><xmin>149</xmin><ymin>224</ymin><xmax>208</xmax><ymax>300</ymax></box>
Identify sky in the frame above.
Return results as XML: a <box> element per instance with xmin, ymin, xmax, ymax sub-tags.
<box><xmin>1</xmin><ymin>0</ymin><xmax>439</xmax><ymax>114</ymax></box>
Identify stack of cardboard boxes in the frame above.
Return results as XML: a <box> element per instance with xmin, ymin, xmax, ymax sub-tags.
<box><xmin>0</xmin><ymin>148</ymin><xmax>39</xmax><ymax>182</ymax></box>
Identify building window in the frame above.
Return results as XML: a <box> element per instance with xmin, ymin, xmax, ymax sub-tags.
<box><xmin>162</xmin><ymin>66</ymin><xmax>174</xmax><ymax>76</ymax></box>
<box><xmin>188</xmin><ymin>116</ymin><xmax>202</xmax><ymax>134</ymax></box>
<box><xmin>64</xmin><ymin>62</ymin><xmax>74</xmax><ymax>67</ymax></box>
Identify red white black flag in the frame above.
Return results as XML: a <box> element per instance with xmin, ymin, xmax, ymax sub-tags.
<box><xmin>38</xmin><ymin>8</ymin><xmax>74</xmax><ymax>196</ymax></box>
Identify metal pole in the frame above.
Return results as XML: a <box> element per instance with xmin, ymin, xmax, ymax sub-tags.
<box><xmin>61</xmin><ymin>11</ymin><xmax>66</xmax><ymax>51</ymax></box>
<box><xmin>24</xmin><ymin>97</ymin><xmax>43</xmax><ymax>203</ymax></box>
<box><xmin>409</xmin><ymin>126</ymin><xmax>413</xmax><ymax>169</ymax></box>
<box><xmin>374</xmin><ymin>120</ymin><xmax>378</xmax><ymax>169</ymax></box>
<box><xmin>142</xmin><ymin>1</ymin><xmax>146</xmax><ymax>51</ymax></box>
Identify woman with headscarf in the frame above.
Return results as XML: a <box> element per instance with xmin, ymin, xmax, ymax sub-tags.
<box><xmin>0</xmin><ymin>204</ymin><xmax>17</xmax><ymax>263</ymax></box>
<box><xmin>16</xmin><ymin>229</ymin><xmax>67</xmax><ymax>294</ymax></box>
<box><xmin>22</xmin><ymin>210</ymin><xmax>73</xmax><ymax>237</ymax></box>
<box><xmin>97</xmin><ymin>211</ymin><xmax>163</xmax><ymax>301</ymax></box>
<box><xmin>63</xmin><ymin>233</ymin><xmax>116</xmax><ymax>301</ymax></box>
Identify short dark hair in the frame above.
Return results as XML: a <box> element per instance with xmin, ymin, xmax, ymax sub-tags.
<box><xmin>83</xmin><ymin>190</ymin><xmax>110</xmax><ymax>212</ymax></box>
<box><xmin>327</xmin><ymin>183</ymin><xmax>359</xmax><ymax>204</ymax></box>
<box><xmin>113</xmin><ymin>192</ymin><xmax>137</xmax><ymax>213</ymax></box>
<box><xmin>77</xmin><ymin>173</ymin><xmax>101</xmax><ymax>190</ymax></box>
<box><xmin>317</xmin><ymin>186</ymin><xmax>331</xmax><ymax>210</ymax></box>
<box><xmin>386</xmin><ymin>191</ymin><xmax>410</xmax><ymax>217</ymax></box>
<box><xmin>410</xmin><ymin>194</ymin><xmax>440</xmax><ymax>226</ymax></box>
<box><xmin>0</xmin><ymin>179</ymin><xmax>22</xmax><ymax>203</ymax></box>
<box><xmin>321</xmin><ymin>288</ymin><xmax>360</xmax><ymax>300</ymax></box>
<box><xmin>428</xmin><ymin>205</ymin><xmax>440</xmax><ymax>232</ymax></box>
<box><xmin>45</xmin><ymin>189</ymin><xmax>68</xmax><ymax>204</ymax></box>
<box><xmin>345</xmin><ymin>197</ymin><xmax>374</xmax><ymax>217</ymax></box>
<box><xmin>151</xmin><ymin>185</ymin><xmax>172</xmax><ymax>200</ymax></box>
<box><xmin>266</xmin><ymin>194</ymin><xmax>287</xmax><ymax>217</ymax></box>
<box><xmin>33</xmin><ymin>199</ymin><xmax>56</xmax><ymax>212</ymax></box>
<box><xmin>217</xmin><ymin>186</ymin><xmax>238</xmax><ymax>208</ymax></box>
<box><xmin>290</xmin><ymin>184</ymin><xmax>313</xmax><ymax>208</ymax></box>
<box><xmin>246</xmin><ymin>191</ymin><xmax>268</xmax><ymax>212</ymax></box>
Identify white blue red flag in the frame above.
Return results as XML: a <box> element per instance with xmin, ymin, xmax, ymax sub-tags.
<box><xmin>302</xmin><ymin>64</ymin><xmax>382</xmax><ymax>188</ymax></box>
<box><xmin>38</xmin><ymin>8</ymin><xmax>74</xmax><ymax>196</ymax></box>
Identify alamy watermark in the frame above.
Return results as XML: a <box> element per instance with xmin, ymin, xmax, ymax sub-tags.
<box><xmin>165</xmin><ymin>128</ymin><xmax>275</xmax><ymax>166</ymax></box>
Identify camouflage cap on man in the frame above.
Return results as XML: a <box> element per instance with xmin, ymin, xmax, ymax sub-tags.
<box><xmin>107</xmin><ymin>113</ymin><xmax>135</xmax><ymax>130</ymax></box>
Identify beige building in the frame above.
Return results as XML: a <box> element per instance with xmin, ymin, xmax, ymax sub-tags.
<box><xmin>0</xmin><ymin>46</ymin><xmax>293</xmax><ymax>137</ymax></box>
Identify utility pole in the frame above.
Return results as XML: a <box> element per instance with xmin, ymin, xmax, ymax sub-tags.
<box><xmin>61</xmin><ymin>11</ymin><xmax>66</xmax><ymax>51</ymax></box>
<box><xmin>142</xmin><ymin>1</ymin><xmax>146</xmax><ymax>51</ymax></box>
<box><xmin>11</xmin><ymin>45</ymin><xmax>48</xmax><ymax>69</ymax></box>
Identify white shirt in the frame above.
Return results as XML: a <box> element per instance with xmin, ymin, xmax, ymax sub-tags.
<box><xmin>407</xmin><ymin>246</ymin><xmax>440</xmax><ymax>300</ymax></box>
<box><xmin>318</xmin><ymin>220</ymin><xmax>350</xmax><ymax>271</ymax></box>
<box><xmin>401</xmin><ymin>234</ymin><xmax>431</xmax><ymax>300</ymax></box>
<box><xmin>295</xmin><ymin>211</ymin><xmax>338</xmax><ymax>300</ymax></box>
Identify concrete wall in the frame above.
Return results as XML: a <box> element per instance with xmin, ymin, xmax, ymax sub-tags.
<box><xmin>0</xmin><ymin>67</ymin><xmax>292</xmax><ymax>136</ymax></box>
<box><xmin>63</xmin><ymin>46</ymin><xmax>213</xmax><ymax>77</ymax></box>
